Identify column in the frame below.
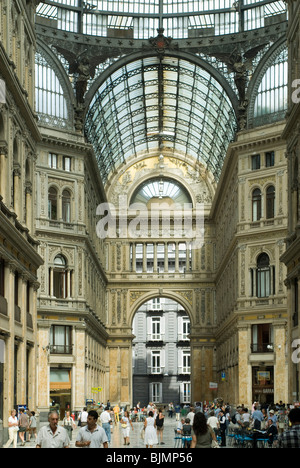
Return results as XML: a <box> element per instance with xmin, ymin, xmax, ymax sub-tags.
<box><xmin>0</xmin><ymin>147</ymin><xmax>8</xmax><ymax>202</ymax></box>
<box><xmin>153</xmin><ymin>243</ymin><xmax>158</xmax><ymax>273</ymax></box>
<box><xmin>238</xmin><ymin>324</ymin><xmax>252</xmax><ymax>407</ymax></box>
<box><xmin>67</xmin><ymin>269</ymin><xmax>71</xmax><ymax>298</ymax></box>
<box><xmin>175</xmin><ymin>242</ymin><xmax>179</xmax><ymax>273</ymax></box>
<box><xmin>13</xmin><ymin>165</ymin><xmax>21</xmax><ymax>214</ymax></box>
<box><xmin>25</xmin><ymin>184</ymin><xmax>33</xmax><ymax>231</ymax></box>
<box><xmin>49</xmin><ymin>268</ymin><xmax>54</xmax><ymax>297</ymax></box>
<box><xmin>143</xmin><ymin>243</ymin><xmax>147</xmax><ymax>273</ymax></box>
<box><xmin>132</xmin><ymin>243</ymin><xmax>136</xmax><ymax>273</ymax></box>
<box><xmin>164</xmin><ymin>243</ymin><xmax>168</xmax><ymax>273</ymax></box>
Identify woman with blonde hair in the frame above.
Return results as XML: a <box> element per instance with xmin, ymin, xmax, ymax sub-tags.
<box><xmin>3</xmin><ymin>410</ymin><xmax>19</xmax><ymax>448</ymax></box>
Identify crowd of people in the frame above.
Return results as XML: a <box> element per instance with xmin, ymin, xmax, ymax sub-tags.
<box><xmin>2</xmin><ymin>400</ymin><xmax>300</xmax><ymax>448</ymax></box>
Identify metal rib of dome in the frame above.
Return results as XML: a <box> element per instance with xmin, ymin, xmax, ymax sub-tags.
<box><xmin>84</xmin><ymin>55</ymin><xmax>237</xmax><ymax>183</ymax></box>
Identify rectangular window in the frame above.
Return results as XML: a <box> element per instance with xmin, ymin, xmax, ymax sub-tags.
<box><xmin>151</xmin><ymin>317</ymin><xmax>161</xmax><ymax>340</ymax></box>
<box><xmin>63</xmin><ymin>156</ymin><xmax>71</xmax><ymax>171</ymax></box>
<box><xmin>265</xmin><ymin>151</ymin><xmax>275</xmax><ymax>167</ymax></box>
<box><xmin>182</xmin><ymin>351</ymin><xmax>191</xmax><ymax>374</ymax></box>
<box><xmin>251</xmin><ymin>154</ymin><xmax>261</xmax><ymax>170</ymax></box>
<box><xmin>151</xmin><ymin>351</ymin><xmax>161</xmax><ymax>374</ymax></box>
<box><xmin>182</xmin><ymin>382</ymin><xmax>191</xmax><ymax>404</ymax></box>
<box><xmin>48</xmin><ymin>153</ymin><xmax>57</xmax><ymax>169</ymax></box>
<box><xmin>150</xmin><ymin>383</ymin><xmax>162</xmax><ymax>404</ymax></box>
<box><xmin>50</xmin><ymin>325</ymin><xmax>72</xmax><ymax>354</ymax></box>
<box><xmin>251</xmin><ymin>324</ymin><xmax>273</xmax><ymax>353</ymax></box>
<box><xmin>182</xmin><ymin>318</ymin><xmax>190</xmax><ymax>340</ymax></box>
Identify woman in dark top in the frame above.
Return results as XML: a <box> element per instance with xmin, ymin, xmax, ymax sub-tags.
<box><xmin>156</xmin><ymin>408</ymin><xmax>165</xmax><ymax>445</ymax></box>
<box><xmin>191</xmin><ymin>412</ymin><xmax>217</xmax><ymax>448</ymax></box>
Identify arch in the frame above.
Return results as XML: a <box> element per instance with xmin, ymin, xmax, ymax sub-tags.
<box><xmin>266</xmin><ymin>185</ymin><xmax>275</xmax><ymax>219</ymax></box>
<box><xmin>130</xmin><ymin>176</ymin><xmax>193</xmax><ymax>207</ymax></box>
<box><xmin>252</xmin><ymin>187</ymin><xmax>262</xmax><ymax>221</ymax></box>
<box><xmin>62</xmin><ymin>189</ymin><xmax>71</xmax><ymax>223</ymax></box>
<box><xmin>129</xmin><ymin>290</ymin><xmax>194</xmax><ymax>328</ymax></box>
<box><xmin>50</xmin><ymin>251</ymin><xmax>73</xmax><ymax>266</ymax></box>
<box><xmin>84</xmin><ymin>51</ymin><xmax>238</xmax><ymax>184</ymax></box>
<box><xmin>48</xmin><ymin>186</ymin><xmax>58</xmax><ymax>220</ymax></box>
<box><xmin>247</xmin><ymin>37</ymin><xmax>287</xmax><ymax>128</ymax></box>
<box><xmin>35</xmin><ymin>39</ymin><xmax>75</xmax><ymax>130</ymax></box>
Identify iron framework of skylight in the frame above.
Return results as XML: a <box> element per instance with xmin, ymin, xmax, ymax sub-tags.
<box><xmin>84</xmin><ymin>55</ymin><xmax>237</xmax><ymax>183</ymax></box>
<box><xmin>36</xmin><ymin>0</ymin><xmax>287</xmax><ymax>39</ymax></box>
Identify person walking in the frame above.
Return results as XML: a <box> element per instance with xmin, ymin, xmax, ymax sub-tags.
<box><xmin>121</xmin><ymin>410</ymin><xmax>134</xmax><ymax>446</ymax></box>
<box><xmin>36</xmin><ymin>411</ymin><xmax>70</xmax><ymax>448</ymax></box>
<box><xmin>191</xmin><ymin>411</ymin><xmax>217</xmax><ymax>449</ymax></box>
<box><xmin>79</xmin><ymin>407</ymin><xmax>88</xmax><ymax>427</ymax></box>
<box><xmin>28</xmin><ymin>411</ymin><xmax>38</xmax><ymax>444</ymax></box>
<box><xmin>144</xmin><ymin>410</ymin><xmax>158</xmax><ymax>448</ymax></box>
<box><xmin>156</xmin><ymin>408</ymin><xmax>165</xmax><ymax>445</ymax></box>
<box><xmin>3</xmin><ymin>410</ymin><xmax>19</xmax><ymax>448</ymax></box>
<box><xmin>207</xmin><ymin>411</ymin><xmax>220</xmax><ymax>436</ymax></box>
<box><xmin>76</xmin><ymin>410</ymin><xmax>108</xmax><ymax>448</ymax></box>
<box><xmin>113</xmin><ymin>404</ymin><xmax>120</xmax><ymax>424</ymax></box>
<box><xmin>63</xmin><ymin>411</ymin><xmax>76</xmax><ymax>441</ymax></box>
<box><xmin>18</xmin><ymin>408</ymin><xmax>29</xmax><ymax>446</ymax></box>
<box><xmin>252</xmin><ymin>405</ymin><xmax>265</xmax><ymax>430</ymax></box>
<box><xmin>219</xmin><ymin>410</ymin><xmax>227</xmax><ymax>447</ymax></box>
<box><xmin>100</xmin><ymin>406</ymin><xmax>112</xmax><ymax>444</ymax></box>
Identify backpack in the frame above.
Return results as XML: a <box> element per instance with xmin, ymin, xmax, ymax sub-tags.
<box><xmin>231</xmin><ymin>413</ymin><xmax>237</xmax><ymax>424</ymax></box>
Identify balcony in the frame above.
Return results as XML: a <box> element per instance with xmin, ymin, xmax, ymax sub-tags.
<box><xmin>250</xmin><ymin>343</ymin><xmax>274</xmax><ymax>353</ymax></box>
<box><xmin>50</xmin><ymin>344</ymin><xmax>73</xmax><ymax>354</ymax></box>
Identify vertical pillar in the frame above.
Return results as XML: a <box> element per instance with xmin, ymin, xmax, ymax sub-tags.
<box><xmin>143</xmin><ymin>243</ymin><xmax>147</xmax><ymax>273</ymax></box>
<box><xmin>0</xmin><ymin>148</ymin><xmax>8</xmax><ymax>202</ymax></box>
<box><xmin>238</xmin><ymin>324</ymin><xmax>252</xmax><ymax>407</ymax></box>
<box><xmin>164</xmin><ymin>243</ymin><xmax>168</xmax><ymax>273</ymax></box>
<box><xmin>132</xmin><ymin>243</ymin><xmax>136</xmax><ymax>273</ymax></box>
<box><xmin>153</xmin><ymin>243</ymin><xmax>158</xmax><ymax>273</ymax></box>
<box><xmin>175</xmin><ymin>242</ymin><xmax>179</xmax><ymax>273</ymax></box>
<box><xmin>67</xmin><ymin>269</ymin><xmax>71</xmax><ymax>298</ymax></box>
<box><xmin>13</xmin><ymin>165</ymin><xmax>21</xmax><ymax>215</ymax></box>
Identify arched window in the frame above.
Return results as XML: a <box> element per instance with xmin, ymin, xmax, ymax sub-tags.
<box><xmin>256</xmin><ymin>253</ymin><xmax>272</xmax><ymax>298</ymax></box>
<box><xmin>252</xmin><ymin>188</ymin><xmax>262</xmax><ymax>221</ymax></box>
<box><xmin>48</xmin><ymin>187</ymin><xmax>58</xmax><ymax>220</ymax></box>
<box><xmin>266</xmin><ymin>186</ymin><xmax>275</xmax><ymax>219</ymax></box>
<box><xmin>62</xmin><ymin>189</ymin><xmax>71</xmax><ymax>223</ymax></box>
<box><xmin>53</xmin><ymin>255</ymin><xmax>67</xmax><ymax>299</ymax></box>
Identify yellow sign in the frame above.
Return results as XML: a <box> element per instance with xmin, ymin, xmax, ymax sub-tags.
<box><xmin>91</xmin><ymin>387</ymin><xmax>103</xmax><ymax>392</ymax></box>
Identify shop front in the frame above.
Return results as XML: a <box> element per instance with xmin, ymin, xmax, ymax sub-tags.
<box><xmin>50</xmin><ymin>368</ymin><xmax>72</xmax><ymax>420</ymax></box>
<box><xmin>252</xmin><ymin>366</ymin><xmax>274</xmax><ymax>405</ymax></box>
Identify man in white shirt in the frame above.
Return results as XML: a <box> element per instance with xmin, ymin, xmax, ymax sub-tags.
<box><xmin>80</xmin><ymin>407</ymin><xmax>88</xmax><ymax>427</ymax></box>
<box><xmin>36</xmin><ymin>411</ymin><xmax>70</xmax><ymax>448</ymax></box>
<box><xmin>187</xmin><ymin>407</ymin><xmax>195</xmax><ymax>425</ymax></box>
<box><xmin>207</xmin><ymin>411</ymin><xmax>220</xmax><ymax>435</ymax></box>
<box><xmin>100</xmin><ymin>406</ymin><xmax>112</xmax><ymax>443</ymax></box>
<box><xmin>76</xmin><ymin>410</ymin><xmax>108</xmax><ymax>448</ymax></box>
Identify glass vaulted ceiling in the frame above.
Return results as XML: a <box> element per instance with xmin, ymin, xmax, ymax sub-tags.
<box><xmin>85</xmin><ymin>56</ymin><xmax>237</xmax><ymax>183</ymax></box>
<box><xmin>36</xmin><ymin>0</ymin><xmax>287</xmax><ymax>39</ymax></box>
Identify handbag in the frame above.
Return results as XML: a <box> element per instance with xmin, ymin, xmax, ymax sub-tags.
<box><xmin>140</xmin><ymin>427</ymin><xmax>145</xmax><ymax>440</ymax></box>
<box><xmin>121</xmin><ymin>423</ymin><xmax>127</xmax><ymax>429</ymax></box>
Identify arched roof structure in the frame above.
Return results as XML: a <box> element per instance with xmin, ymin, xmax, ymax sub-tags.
<box><xmin>85</xmin><ymin>54</ymin><xmax>237</xmax><ymax>183</ymax></box>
